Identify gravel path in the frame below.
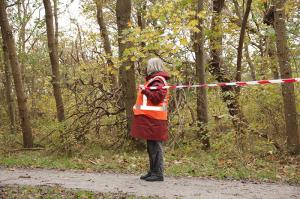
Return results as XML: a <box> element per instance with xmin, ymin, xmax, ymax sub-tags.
<box><xmin>0</xmin><ymin>167</ymin><xmax>299</xmax><ymax>198</ymax></box>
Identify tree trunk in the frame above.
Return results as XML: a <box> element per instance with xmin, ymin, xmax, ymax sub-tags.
<box><xmin>53</xmin><ymin>0</ymin><xmax>59</xmax><ymax>47</ymax></box>
<box><xmin>232</xmin><ymin>0</ymin><xmax>256</xmax><ymax>81</ymax></box>
<box><xmin>1</xmin><ymin>36</ymin><xmax>16</xmax><ymax>133</ymax></box>
<box><xmin>267</xmin><ymin>38</ymin><xmax>280</xmax><ymax>79</ymax></box>
<box><xmin>95</xmin><ymin>0</ymin><xmax>115</xmax><ymax>83</ymax></box>
<box><xmin>136</xmin><ymin>1</ymin><xmax>146</xmax><ymax>47</ymax></box>
<box><xmin>116</xmin><ymin>0</ymin><xmax>136</xmax><ymax>133</ymax></box>
<box><xmin>209</xmin><ymin>0</ymin><xmax>247</xmax><ymax>149</ymax></box>
<box><xmin>236</xmin><ymin>0</ymin><xmax>252</xmax><ymax>82</ymax></box>
<box><xmin>17</xmin><ymin>0</ymin><xmax>26</xmax><ymax>54</ymax></box>
<box><xmin>273</xmin><ymin>0</ymin><xmax>299</xmax><ymax>154</ymax></box>
<box><xmin>194</xmin><ymin>0</ymin><xmax>210</xmax><ymax>150</ymax></box>
<box><xmin>244</xmin><ymin>43</ymin><xmax>256</xmax><ymax>80</ymax></box>
<box><xmin>95</xmin><ymin>0</ymin><xmax>112</xmax><ymax>58</ymax></box>
<box><xmin>76</xmin><ymin>23</ymin><xmax>86</xmax><ymax>62</ymax></box>
<box><xmin>0</xmin><ymin>0</ymin><xmax>33</xmax><ymax>148</ymax></box>
<box><xmin>17</xmin><ymin>0</ymin><xmax>27</xmax><ymax>82</ymax></box>
<box><xmin>43</xmin><ymin>0</ymin><xmax>65</xmax><ymax>122</ymax></box>
<box><xmin>137</xmin><ymin>8</ymin><xmax>146</xmax><ymax>31</ymax></box>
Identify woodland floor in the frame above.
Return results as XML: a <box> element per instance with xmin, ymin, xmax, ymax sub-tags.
<box><xmin>0</xmin><ymin>167</ymin><xmax>299</xmax><ymax>199</ymax></box>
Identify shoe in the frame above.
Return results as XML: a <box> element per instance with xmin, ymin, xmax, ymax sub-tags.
<box><xmin>144</xmin><ymin>174</ymin><xmax>164</xmax><ymax>182</ymax></box>
<box><xmin>140</xmin><ymin>172</ymin><xmax>151</xmax><ymax>180</ymax></box>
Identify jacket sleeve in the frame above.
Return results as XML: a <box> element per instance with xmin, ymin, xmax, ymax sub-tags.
<box><xmin>141</xmin><ymin>80</ymin><xmax>167</xmax><ymax>105</ymax></box>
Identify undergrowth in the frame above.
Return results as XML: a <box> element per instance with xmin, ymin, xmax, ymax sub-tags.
<box><xmin>0</xmin><ymin>131</ymin><xmax>299</xmax><ymax>185</ymax></box>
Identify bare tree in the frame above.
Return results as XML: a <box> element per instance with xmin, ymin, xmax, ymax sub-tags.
<box><xmin>43</xmin><ymin>0</ymin><xmax>65</xmax><ymax>122</ymax></box>
<box><xmin>0</xmin><ymin>0</ymin><xmax>33</xmax><ymax>147</ymax></box>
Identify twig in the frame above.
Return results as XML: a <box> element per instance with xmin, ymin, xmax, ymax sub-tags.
<box><xmin>6</xmin><ymin>2</ymin><xmax>18</xmax><ymax>8</ymax></box>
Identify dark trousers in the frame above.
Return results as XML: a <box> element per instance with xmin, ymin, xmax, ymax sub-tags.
<box><xmin>147</xmin><ymin>140</ymin><xmax>164</xmax><ymax>176</ymax></box>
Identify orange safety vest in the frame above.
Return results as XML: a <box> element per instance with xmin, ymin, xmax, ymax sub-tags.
<box><xmin>133</xmin><ymin>76</ymin><xmax>169</xmax><ymax>120</ymax></box>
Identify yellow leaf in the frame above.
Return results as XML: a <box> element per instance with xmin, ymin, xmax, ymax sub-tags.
<box><xmin>180</xmin><ymin>38</ymin><xmax>189</xmax><ymax>46</ymax></box>
<box><xmin>197</xmin><ymin>11</ymin><xmax>207</xmax><ymax>19</ymax></box>
<box><xmin>130</xmin><ymin>56</ymin><xmax>137</xmax><ymax>62</ymax></box>
<box><xmin>188</xmin><ymin>19</ymin><xmax>198</xmax><ymax>27</ymax></box>
<box><xmin>125</xmin><ymin>66</ymin><xmax>131</xmax><ymax>70</ymax></box>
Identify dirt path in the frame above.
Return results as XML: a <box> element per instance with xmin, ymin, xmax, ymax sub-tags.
<box><xmin>0</xmin><ymin>167</ymin><xmax>299</xmax><ymax>199</ymax></box>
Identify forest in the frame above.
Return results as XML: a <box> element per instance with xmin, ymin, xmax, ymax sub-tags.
<box><xmin>0</xmin><ymin>0</ymin><xmax>300</xmax><ymax>192</ymax></box>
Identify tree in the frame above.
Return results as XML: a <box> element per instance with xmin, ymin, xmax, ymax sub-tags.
<box><xmin>95</xmin><ymin>0</ymin><xmax>112</xmax><ymax>60</ymax></box>
<box><xmin>209</xmin><ymin>0</ymin><xmax>247</xmax><ymax>149</ymax></box>
<box><xmin>244</xmin><ymin>44</ymin><xmax>256</xmax><ymax>80</ymax></box>
<box><xmin>235</xmin><ymin>0</ymin><xmax>253</xmax><ymax>83</ymax></box>
<box><xmin>116</xmin><ymin>0</ymin><xmax>136</xmax><ymax>133</ymax></box>
<box><xmin>1</xmin><ymin>35</ymin><xmax>16</xmax><ymax>133</ymax></box>
<box><xmin>43</xmin><ymin>0</ymin><xmax>65</xmax><ymax>122</ymax></box>
<box><xmin>232</xmin><ymin>0</ymin><xmax>255</xmax><ymax>81</ymax></box>
<box><xmin>193</xmin><ymin>0</ymin><xmax>209</xmax><ymax>149</ymax></box>
<box><xmin>0</xmin><ymin>0</ymin><xmax>33</xmax><ymax>148</ymax></box>
<box><xmin>17</xmin><ymin>0</ymin><xmax>27</xmax><ymax>80</ymax></box>
<box><xmin>136</xmin><ymin>0</ymin><xmax>146</xmax><ymax>47</ymax></box>
<box><xmin>95</xmin><ymin>0</ymin><xmax>115</xmax><ymax>81</ymax></box>
<box><xmin>273</xmin><ymin>0</ymin><xmax>299</xmax><ymax>154</ymax></box>
<box><xmin>53</xmin><ymin>0</ymin><xmax>59</xmax><ymax>47</ymax></box>
<box><xmin>136</xmin><ymin>0</ymin><xmax>146</xmax><ymax>31</ymax></box>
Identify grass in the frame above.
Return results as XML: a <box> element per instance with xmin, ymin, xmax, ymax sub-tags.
<box><xmin>0</xmin><ymin>185</ymin><xmax>156</xmax><ymax>199</ymax></box>
<box><xmin>0</xmin><ymin>138</ymin><xmax>299</xmax><ymax>185</ymax></box>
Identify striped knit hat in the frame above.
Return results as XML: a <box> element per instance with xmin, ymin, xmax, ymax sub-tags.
<box><xmin>146</xmin><ymin>58</ymin><xmax>164</xmax><ymax>76</ymax></box>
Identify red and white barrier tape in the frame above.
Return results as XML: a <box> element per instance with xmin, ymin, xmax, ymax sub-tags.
<box><xmin>145</xmin><ymin>78</ymin><xmax>300</xmax><ymax>90</ymax></box>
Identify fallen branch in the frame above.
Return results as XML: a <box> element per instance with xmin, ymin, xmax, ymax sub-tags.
<box><xmin>6</xmin><ymin>147</ymin><xmax>45</xmax><ymax>153</ymax></box>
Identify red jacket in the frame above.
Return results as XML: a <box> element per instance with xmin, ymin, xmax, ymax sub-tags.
<box><xmin>130</xmin><ymin>71</ymin><xmax>170</xmax><ymax>141</ymax></box>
